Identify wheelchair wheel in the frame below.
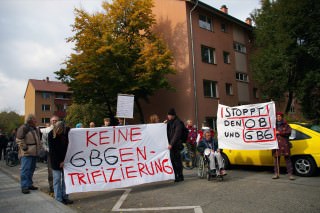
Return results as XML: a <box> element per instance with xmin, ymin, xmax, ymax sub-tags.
<box><xmin>197</xmin><ymin>156</ymin><xmax>205</xmax><ymax>178</ymax></box>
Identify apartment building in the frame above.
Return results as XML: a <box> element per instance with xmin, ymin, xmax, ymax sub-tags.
<box><xmin>24</xmin><ymin>77</ymin><xmax>72</xmax><ymax>126</ymax></box>
<box><xmin>139</xmin><ymin>0</ymin><xmax>260</xmax><ymax>128</ymax></box>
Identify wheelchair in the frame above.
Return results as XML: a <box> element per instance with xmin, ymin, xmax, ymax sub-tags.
<box><xmin>197</xmin><ymin>148</ymin><xmax>224</xmax><ymax>181</ymax></box>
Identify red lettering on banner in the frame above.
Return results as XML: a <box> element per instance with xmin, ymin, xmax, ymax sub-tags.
<box><xmin>138</xmin><ymin>163</ymin><xmax>148</xmax><ymax>176</ymax></box>
<box><xmin>99</xmin><ymin>131</ymin><xmax>110</xmax><ymax>145</ymax></box>
<box><xmin>118</xmin><ymin>128</ymin><xmax>128</xmax><ymax>142</ymax></box>
<box><xmin>119</xmin><ymin>148</ymin><xmax>134</xmax><ymax>162</ymax></box>
<box><xmin>107</xmin><ymin>168</ymin><xmax>121</xmax><ymax>182</ymax></box>
<box><xmin>91</xmin><ymin>170</ymin><xmax>102</xmax><ymax>184</ymax></box>
<box><xmin>86</xmin><ymin>131</ymin><xmax>98</xmax><ymax>147</ymax></box>
<box><xmin>130</xmin><ymin>127</ymin><xmax>142</xmax><ymax>142</ymax></box>
<box><xmin>136</xmin><ymin>146</ymin><xmax>147</xmax><ymax>161</ymax></box>
<box><xmin>126</xmin><ymin>166</ymin><xmax>137</xmax><ymax>178</ymax></box>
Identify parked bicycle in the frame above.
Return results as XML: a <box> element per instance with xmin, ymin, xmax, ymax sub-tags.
<box><xmin>181</xmin><ymin>143</ymin><xmax>199</xmax><ymax>170</ymax></box>
<box><xmin>5</xmin><ymin>141</ymin><xmax>19</xmax><ymax>167</ymax></box>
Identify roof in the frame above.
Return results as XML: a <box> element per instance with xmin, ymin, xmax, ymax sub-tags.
<box><xmin>190</xmin><ymin>0</ymin><xmax>254</xmax><ymax>30</ymax></box>
<box><xmin>24</xmin><ymin>79</ymin><xmax>72</xmax><ymax>97</ymax></box>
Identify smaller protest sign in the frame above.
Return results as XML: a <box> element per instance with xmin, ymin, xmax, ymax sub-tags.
<box><xmin>217</xmin><ymin>101</ymin><xmax>278</xmax><ymax>150</ymax></box>
<box><xmin>116</xmin><ymin>94</ymin><xmax>134</xmax><ymax>119</ymax></box>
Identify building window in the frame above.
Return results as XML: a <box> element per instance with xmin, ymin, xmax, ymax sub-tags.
<box><xmin>201</xmin><ymin>45</ymin><xmax>216</xmax><ymax>64</ymax></box>
<box><xmin>41</xmin><ymin>117</ymin><xmax>50</xmax><ymax>124</ymax></box>
<box><xmin>221</xmin><ymin>23</ymin><xmax>227</xmax><ymax>32</ymax></box>
<box><xmin>236</xmin><ymin>72</ymin><xmax>249</xmax><ymax>82</ymax></box>
<box><xmin>233</xmin><ymin>42</ymin><xmax>247</xmax><ymax>53</ymax></box>
<box><xmin>203</xmin><ymin>80</ymin><xmax>218</xmax><ymax>98</ymax></box>
<box><xmin>223</xmin><ymin>51</ymin><xmax>230</xmax><ymax>64</ymax></box>
<box><xmin>205</xmin><ymin>117</ymin><xmax>217</xmax><ymax>131</ymax></box>
<box><xmin>199</xmin><ymin>14</ymin><xmax>212</xmax><ymax>31</ymax></box>
<box><xmin>42</xmin><ymin>92</ymin><xmax>50</xmax><ymax>99</ymax></box>
<box><xmin>253</xmin><ymin>88</ymin><xmax>259</xmax><ymax>98</ymax></box>
<box><xmin>226</xmin><ymin>83</ymin><xmax>233</xmax><ymax>95</ymax></box>
<box><xmin>42</xmin><ymin>104</ymin><xmax>51</xmax><ymax>111</ymax></box>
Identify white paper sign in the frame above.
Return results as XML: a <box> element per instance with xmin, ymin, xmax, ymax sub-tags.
<box><xmin>116</xmin><ymin>94</ymin><xmax>134</xmax><ymax>118</ymax></box>
<box><xmin>217</xmin><ymin>101</ymin><xmax>278</xmax><ymax>150</ymax></box>
<box><xmin>64</xmin><ymin>123</ymin><xmax>174</xmax><ymax>194</ymax></box>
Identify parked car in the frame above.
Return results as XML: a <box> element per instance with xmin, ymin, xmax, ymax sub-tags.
<box><xmin>222</xmin><ymin>123</ymin><xmax>320</xmax><ymax>176</ymax></box>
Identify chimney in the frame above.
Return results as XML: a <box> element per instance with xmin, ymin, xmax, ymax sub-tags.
<box><xmin>46</xmin><ymin>77</ymin><xmax>49</xmax><ymax>82</ymax></box>
<box><xmin>220</xmin><ymin>5</ymin><xmax>228</xmax><ymax>14</ymax></box>
<box><xmin>245</xmin><ymin>17</ymin><xmax>252</xmax><ymax>26</ymax></box>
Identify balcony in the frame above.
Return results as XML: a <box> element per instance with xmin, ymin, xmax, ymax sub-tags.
<box><xmin>54</xmin><ymin>110</ymin><xmax>67</xmax><ymax>118</ymax></box>
<box><xmin>54</xmin><ymin>98</ymin><xmax>72</xmax><ymax>105</ymax></box>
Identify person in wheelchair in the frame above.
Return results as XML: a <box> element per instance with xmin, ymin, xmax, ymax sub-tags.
<box><xmin>197</xmin><ymin>130</ymin><xmax>226</xmax><ymax>176</ymax></box>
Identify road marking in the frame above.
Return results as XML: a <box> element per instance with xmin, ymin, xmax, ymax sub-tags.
<box><xmin>111</xmin><ymin>188</ymin><xmax>203</xmax><ymax>213</ymax></box>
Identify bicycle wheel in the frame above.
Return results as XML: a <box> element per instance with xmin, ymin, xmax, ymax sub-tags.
<box><xmin>197</xmin><ymin>156</ymin><xmax>205</xmax><ymax>178</ymax></box>
<box><xmin>181</xmin><ymin>145</ymin><xmax>193</xmax><ymax>170</ymax></box>
<box><xmin>6</xmin><ymin>153</ymin><xmax>19</xmax><ymax>167</ymax></box>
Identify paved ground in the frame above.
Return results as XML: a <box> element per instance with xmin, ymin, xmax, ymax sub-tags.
<box><xmin>1</xmin><ymin>160</ymin><xmax>320</xmax><ymax>213</ymax></box>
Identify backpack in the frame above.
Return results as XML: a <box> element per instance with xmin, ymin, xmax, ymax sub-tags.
<box><xmin>180</xmin><ymin>121</ymin><xmax>189</xmax><ymax>143</ymax></box>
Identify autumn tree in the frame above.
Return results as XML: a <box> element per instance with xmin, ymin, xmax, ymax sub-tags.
<box><xmin>251</xmin><ymin>0</ymin><xmax>320</xmax><ymax>119</ymax></box>
<box><xmin>64</xmin><ymin>102</ymin><xmax>111</xmax><ymax>128</ymax></box>
<box><xmin>55</xmin><ymin>0</ymin><xmax>175</xmax><ymax>123</ymax></box>
<box><xmin>0</xmin><ymin>110</ymin><xmax>24</xmax><ymax>135</ymax></box>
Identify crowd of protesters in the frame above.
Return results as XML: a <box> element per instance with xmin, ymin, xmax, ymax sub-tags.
<box><xmin>0</xmin><ymin>108</ymin><xmax>295</xmax><ymax>206</ymax></box>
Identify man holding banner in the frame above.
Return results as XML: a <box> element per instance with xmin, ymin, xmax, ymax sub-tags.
<box><xmin>166</xmin><ymin>108</ymin><xmax>184</xmax><ymax>182</ymax></box>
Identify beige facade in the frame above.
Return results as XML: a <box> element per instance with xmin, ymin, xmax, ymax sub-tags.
<box><xmin>139</xmin><ymin>0</ymin><xmax>260</xmax><ymax>128</ymax></box>
<box><xmin>24</xmin><ymin>78</ymin><xmax>72</xmax><ymax>126</ymax></box>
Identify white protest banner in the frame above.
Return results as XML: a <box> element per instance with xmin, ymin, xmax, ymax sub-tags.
<box><xmin>116</xmin><ymin>94</ymin><xmax>134</xmax><ymax>119</ymax></box>
<box><xmin>64</xmin><ymin>123</ymin><xmax>174</xmax><ymax>194</ymax></box>
<box><xmin>217</xmin><ymin>101</ymin><xmax>278</xmax><ymax>150</ymax></box>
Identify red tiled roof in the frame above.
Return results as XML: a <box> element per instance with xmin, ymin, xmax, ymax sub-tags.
<box><xmin>28</xmin><ymin>79</ymin><xmax>72</xmax><ymax>94</ymax></box>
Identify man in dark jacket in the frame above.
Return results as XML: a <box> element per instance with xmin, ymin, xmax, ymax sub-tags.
<box><xmin>166</xmin><ymin>108</ymin><xmax>184</xmax><ymax>182</ymax></box>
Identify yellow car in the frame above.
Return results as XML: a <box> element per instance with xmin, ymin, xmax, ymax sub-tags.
<box><xmin>221</xmin><ymin>123</ymin><xmax>320</xmax><ymax>176</ymax></box>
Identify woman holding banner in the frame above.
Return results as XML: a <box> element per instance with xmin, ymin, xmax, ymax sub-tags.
<box><xmin>272</xmin><ymin>112</ymin><xmax>295</xmax><ymax>180</ymax></box>
<box><xmin>48</xmin><ymin>121</ymin><xmax>74</xmax><ymax>204</ymax></box>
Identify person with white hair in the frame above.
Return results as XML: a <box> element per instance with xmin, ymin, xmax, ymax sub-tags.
<box><xmin>197</xmin><ymin>130</ymin><xmax>226</xmax><ymax>176</ymax></box>
<box><xmin>40</xmin><ymin>115</ymin><xmax>59</xmax><ymax>195</ymax></box>
<box><xmin>16</xmin><ymin>114</ymin><xmax>41</xmax><ymax>194</ymax></box>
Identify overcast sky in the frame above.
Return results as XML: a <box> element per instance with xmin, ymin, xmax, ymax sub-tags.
<box><xmin>0</xmin><ymin>0</ymin><xmax>261</xmax><ymax>115</ymax></box>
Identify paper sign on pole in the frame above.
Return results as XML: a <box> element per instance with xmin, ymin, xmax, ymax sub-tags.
<box><xmin>64</xmin><ymin>123</ymin><xmax>174</xmax><ymax>194</ymax></box>
<box><xmin>217</xmin><ymin>101</ymin><xmax>278</xmax><ymax>150</ymax></box>
<box><xmin>116</xmin><ymin>94</ymin><xmax>134</xmax><ymax>118</ymax></box>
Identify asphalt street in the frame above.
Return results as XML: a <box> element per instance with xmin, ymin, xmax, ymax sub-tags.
<box><xmin>0</xmin><ymin>160</ymin><xmax>319</xmax><ymax>213</ymax></box>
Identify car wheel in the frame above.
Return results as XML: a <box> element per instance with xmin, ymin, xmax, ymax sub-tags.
<box><xmin>221</xmin><ymin>153</ymin><xmax>230</xmax><ymax>169</ymax></box>
<box><xmin>293</xmin><ymin>156</ymin><xmax>317</xmax><ymax>177</ymax></box>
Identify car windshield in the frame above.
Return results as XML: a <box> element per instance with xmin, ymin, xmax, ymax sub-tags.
<box><xmin>298</xmin><ymin>123</ymin><xmax>320</xmax><ymax>133</ymax></box>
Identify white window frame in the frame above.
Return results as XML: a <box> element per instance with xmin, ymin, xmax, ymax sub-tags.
<box><xmin>236</xmin><ymin>72</ymin><xmax>249</xmax><ymax>82</ymax></box>
<box><xmin>199</xmin><ymin>14</ymin><xmax>212</xmax><ymax>31</ymax></box>
<box><xmin>201</xmin><ymin>45</ymin><xmax>216</xmax><ymax>64</ymax></box>
<box><xmin>234</xmin><ymin>42</ymin><xmax>247</xmax><ymax>53</ymax></box>
<box><xmin>203</xmin><ymin>80</ymin><xmax>218</xmax><ymax>98</ymax></box>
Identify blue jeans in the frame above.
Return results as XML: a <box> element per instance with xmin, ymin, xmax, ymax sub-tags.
<box><xmin>52</xmin><ymin>169</ymin><xmax>68</xmax><ymax>202</ymax></box>
<box><xmin>20</xmin><ymin>156</ymin><xmax>37</xmax><ymax>189</ymax></box>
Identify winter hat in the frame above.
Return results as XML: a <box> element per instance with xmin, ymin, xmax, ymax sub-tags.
<box><xmin>167</xmin><ymin>108</ymin><xmax>176</xmax><ymax>116</ymax></box>
<box><xmin>276</xmin><ymin>112</ymin><xmax>284</xmax><ymax>116</ymax></box>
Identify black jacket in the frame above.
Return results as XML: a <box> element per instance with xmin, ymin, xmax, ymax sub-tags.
<box><xmin>48</xmin><ymin>128</ymin><xmax>69</xmax><ymax>170</ymax></box>
<box><xmin>167</xmin><ymin>117</ymin><xmax>183</xmax><ymax>149</ymax></box>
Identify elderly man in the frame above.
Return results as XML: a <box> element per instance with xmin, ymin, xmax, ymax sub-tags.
<box><xmin>40</xmin><ymin>115</ymin><xmax>59</xmax><ymax>194</ymax></box>
<box><xmin>16</xmin><ymin>114</ymin><xmax>41</xmax><ymax>194</ymax></box>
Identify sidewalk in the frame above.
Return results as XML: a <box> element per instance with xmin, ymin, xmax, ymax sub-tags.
<box><xmin>0</xmin><ymin>160</ymin><xmax>76</xmax><ymax>213</ymax></box>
